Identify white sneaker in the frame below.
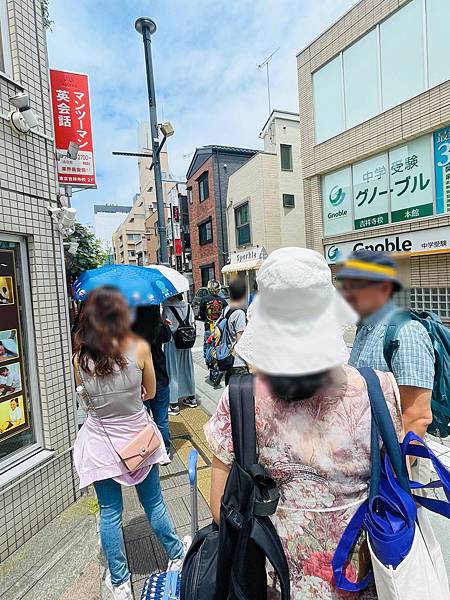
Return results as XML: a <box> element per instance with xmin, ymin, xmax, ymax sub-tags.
<box><xmin>105</xmin><ymin>572</ymin><xmax>134</xmax><ymax>600</ymax></box>
<box><xmin>167</xmin><ymin>535</ymin><xmax>192</xmax><ymax>572</ymax></box>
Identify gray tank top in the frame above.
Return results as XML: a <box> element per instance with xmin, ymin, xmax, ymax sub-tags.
<box><xmin>81</xmin><ymin>342</ymin><xmax>144</xmax><ymax>419</ymax></box>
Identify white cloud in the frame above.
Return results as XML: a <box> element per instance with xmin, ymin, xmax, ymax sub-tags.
<box><xmin>46</xmin><ymin>0</ymin><xmax>357</xmax><ymax>226</ymax></box>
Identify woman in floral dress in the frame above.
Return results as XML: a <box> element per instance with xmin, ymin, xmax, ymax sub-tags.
<box><xmin>204</xmin><ymin>248</ymin><xmax>403</xmax><ymax>599</ymax></box>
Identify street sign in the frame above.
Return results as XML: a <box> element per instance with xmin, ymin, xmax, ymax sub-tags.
<box><xmin>174</xmin><ymin>239</ymin><xmax>182</xmax><ymax>256</ymax></box>
<box><xmin>49</xmin><ymin>69</ymin><xmax>96</xmax><ymax>187</ymax></box>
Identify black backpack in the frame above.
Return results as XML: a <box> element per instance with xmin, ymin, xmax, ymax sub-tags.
<box><xmin>169</xmin><ymin>306</ymin><xmax>196</xmax><ymax>350</ymax></box>
<box><xmin>180</xmin><ymin>374</ymin><xmax>290</xmax><ymax>600</ymax></box>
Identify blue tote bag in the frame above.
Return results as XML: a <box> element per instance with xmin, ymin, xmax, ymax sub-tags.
<box><xmin>332</xmin><ymin>368</ymin><xmax>450</xmax><ymax>600</ymax></box>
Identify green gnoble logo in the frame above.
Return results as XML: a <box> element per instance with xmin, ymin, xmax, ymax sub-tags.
<box><xmin>327</xmin><ymin>245</ymin><xmax>341</xmax><ymax>263</ymax></box>
<box><xmin>329</xmin><ymin>185</ymin><xmax>345</xmax><ymax>207</ymax></box>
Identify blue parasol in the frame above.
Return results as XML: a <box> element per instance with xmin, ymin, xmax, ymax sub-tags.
<box><xmin>72</xmin><ymin>264</ymin><xmax>188</xmax><ymax>306</ymax></box>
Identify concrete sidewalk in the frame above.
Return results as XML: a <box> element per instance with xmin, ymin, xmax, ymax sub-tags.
<box><xmin>0</xmin><ymin>361</ymin><xmax>220</xmax><ymax>600</ymax></box>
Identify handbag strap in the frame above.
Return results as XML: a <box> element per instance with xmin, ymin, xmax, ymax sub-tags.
<box><xmin>358</xmin><ymin>367</ymin><xmax>411</xmax><ymax>496</ymax></box>
<box><xmin>229</xmin><ymin>373</ymin><xmax>256</xmax><ymax>469</ymax></box>
<box><xmin>77</xmin><ymin>360</ymin><xmax>152</xmax><ymax>467</ymax></box>
<box><xmin>169</xmin><ymin>305</ymin><xmax>191</xmax><ymax>328</ymax></box>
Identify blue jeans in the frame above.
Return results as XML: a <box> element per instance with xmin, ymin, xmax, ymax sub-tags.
<box><xmin>144</xmin><ymin>385</ymin><xmax>170</xmax><ymax>453</ymax></box>
<box><xmin>94</xmin><ymin>467</ymin><xmax>183</xmax><ymax>586</ymax></box>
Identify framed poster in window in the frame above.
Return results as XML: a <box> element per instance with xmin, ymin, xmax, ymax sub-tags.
<box><xmin>0</xmin><ymin>250</ymin><xmax>29</xmax><ymax>443</ymax></box>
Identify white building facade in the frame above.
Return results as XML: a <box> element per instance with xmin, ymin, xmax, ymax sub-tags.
<box><xmin>224</xmin><ymin>110</ymin><xmax>305</xmax><ymax>288</ymax></box>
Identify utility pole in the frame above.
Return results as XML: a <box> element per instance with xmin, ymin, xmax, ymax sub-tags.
<box><xmin>258</xmin><ymin>47</ymin><xmax>280</xmax><ymax>117</ymax></box>
<box><xmin>135</xmin><ymin>17</ymin><xmax>168</xmax><ymax>264</ymax></box>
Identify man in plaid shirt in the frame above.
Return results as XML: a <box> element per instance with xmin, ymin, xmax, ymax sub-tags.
<box><xmin>337</xmin><ymin>249</ymin><xmax>434</xmax><ymax>443</ymax></box>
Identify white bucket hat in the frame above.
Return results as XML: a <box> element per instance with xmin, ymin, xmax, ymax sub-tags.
<box><xmin>235</xmin><ymin>247</ymin><xmax>357</xmax><ymax>375</ymax></box>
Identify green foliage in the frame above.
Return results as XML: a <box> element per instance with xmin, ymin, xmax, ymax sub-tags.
<box><xmin>65</xmin><ymin>223</ymin><xmax>108</xmax><ymax>278</ymax></box>
<box><xmin>41</xmin><ymin>0</ymin><xmax>54</xmax><ymax>30</ymax></box>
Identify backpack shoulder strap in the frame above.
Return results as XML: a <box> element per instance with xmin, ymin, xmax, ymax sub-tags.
<box><xmin>168</xmin><ymin>306</ymin><xmax>184</xmax><ymax>326</ymax></box>
<box><xmin>383</xmin><ymin>309</ymin><xmax>411</xmax><ymax>371</ymax></box>
<box><xmin>229</xmin><ymin>374</ymin><xmax>256</xmax><ymax>469</ymax></box>
<box><xmin>358</xmin><ymin>367</ymin><xmax>410</xmax><ymax>496</ymax></box>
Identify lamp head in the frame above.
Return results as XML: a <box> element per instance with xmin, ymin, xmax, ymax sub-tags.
<box><xmin>135</xmin><ymin>18</ymin><xmax>157</xmax><ymax>35</ymax></box>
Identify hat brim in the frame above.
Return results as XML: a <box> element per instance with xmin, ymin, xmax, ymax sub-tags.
<box><xmin>336</xmin><ymin>267</ymin><xmax>402</xmax><ymax>291</ymax></box>
<box><xmin>235</xmin><ymin>290</ymin><xmax>357</xmax><ymax>376</ymax></box>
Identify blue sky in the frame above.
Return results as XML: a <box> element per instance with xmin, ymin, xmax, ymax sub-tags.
<box><xmin>47</xmin><ymin>0</ymin><xmax>356</xmax><ymax>226</ymax></box>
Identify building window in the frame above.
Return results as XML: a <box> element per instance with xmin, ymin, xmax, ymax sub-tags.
<box><xmin>235</xmin><ymin>203</ymin><xmax>251</xmax><ymax>247</ymax></box>
<box><xmin>187</xmin><ymin>186</ymin><xmax>193</xmax><ymax>205</ymax></box>
<box><xmin>312</xmin><ymin>0</ymin><xmax>450</xmax><ymax>143</ymax></box>
<box><xmin>127</xmin><ymin>233</ymin><xmax>141</xmax><ymax>241</ymax></box>
<box><xmin>199</xmin><ymin>218</ymin><xmax>213</xmax><ymax>246</ymax></box>
<box><xmin>0</xmin><ymin>238</ymin><xmax>40</xmax><ymax>464</ymax></box>
<box><xmin>128</xmin><ymin>250</ymin><xmax>136</xmax><ymax>257</ymax></box>
<box><xmin>0</xmin><ymin>0</ymin><xmax>12</xmax><ymax>76</ymax></box>
<box><xmin>201</xmin><ymin>263</ymin><xmax>215</xmax><ymax>287</ymax></box>
<box><xmin>198</xmin><ymin>172</ymin><xmax>209</xmax><ymax>202</ymax></box>
<box><xmin>280</xmin><ymin>144</ymin><xmax>293</xmax><ymax>171</ymax></box>
<box><xmin>282</xmin><ymin>194</ymin><xmax>295</xmax><ymax>208</ymax></box>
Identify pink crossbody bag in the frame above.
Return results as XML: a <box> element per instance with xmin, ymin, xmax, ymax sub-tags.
<box><xmin>78</xmin><ymin>369</ymin><xmax>161</xmax><ymax>472</ymax></box>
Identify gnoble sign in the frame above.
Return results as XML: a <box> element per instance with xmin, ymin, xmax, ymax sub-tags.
<box><xmin>325</xmin><ymin>227</ymin><xmax>450</xmax><ymax>264</ymax></box>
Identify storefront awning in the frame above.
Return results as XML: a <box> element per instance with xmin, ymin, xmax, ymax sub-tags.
<box><xmin>222</xmin><ymin>259</ymin><xmax>263</xmax><ymax>273</ymax></box>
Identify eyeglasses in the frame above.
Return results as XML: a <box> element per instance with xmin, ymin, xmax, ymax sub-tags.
<box><xmin>337</xmin><ymin>280</ymin><xmax>381</xmax><ymax>293</ymax></box>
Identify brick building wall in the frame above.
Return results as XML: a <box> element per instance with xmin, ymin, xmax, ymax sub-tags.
<box><xmin>187</xmin><ymin>156</ymin><xmax>219</xmax><ymax>290</ymax></box>
<box><xmin>0</xmin><ymin>0</ymin><xmax>77</xmax><ymax>560</ymax></box>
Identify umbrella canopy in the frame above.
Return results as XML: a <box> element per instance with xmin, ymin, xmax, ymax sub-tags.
<box><xmin>73</xmin><ymin>264</ymin><xmax>189</xmax><ymax>306</ymax></box>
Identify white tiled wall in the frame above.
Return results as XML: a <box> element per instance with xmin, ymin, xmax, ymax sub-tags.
<box><xmin>0</xmin><ymin>0</ymin><xmax>78</xmax><ymax>561</ymax></box>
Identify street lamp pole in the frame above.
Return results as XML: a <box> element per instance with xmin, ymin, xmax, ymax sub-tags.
<box><xmin>135</xmin><ymin>17</ymin><xmax>168</xmax><ymax>265</ymax></box>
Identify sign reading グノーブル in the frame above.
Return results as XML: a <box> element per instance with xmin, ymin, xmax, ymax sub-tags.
<box><xmin>325</xmin><ymin>226</ymin><xmax>450</xmax><ymax>265</ymax></box>
<box><xmin>49</xmin><ymin>69</ymin><xmax>96</xmax><ymax>187</ymax></box>
<box><xmin>322</xmin><ymin>132</ymin><xmax>436</xmax><ymax>236</ymax></box>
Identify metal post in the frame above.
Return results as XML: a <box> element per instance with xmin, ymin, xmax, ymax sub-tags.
<box><xmin>135</xmin><ymin>17</ymin><xmax>168</xmax><ymax>265</ymax></box>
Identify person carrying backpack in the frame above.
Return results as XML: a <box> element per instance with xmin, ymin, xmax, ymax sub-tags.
<box><xmin>199</xmin><ymin>280</ymin><xmax>228</xmax><ymax>366</ymax></box>
<box><xmin>203</xmin><ymin>248</ymin><xmax>403</xmax><ymax>599</ymax></box>
<box><xmin>163</xmin><ymin>294</ymin><xmax>197</xmax><ymax>415</ymax></box>
<box><xmin>216</xmin><ymin>278</ymin><xmax>248</xmax><ymax>386</ymax></box>
<box><xmin>337</xmin><ymin>250</ymin><xmax>435</xmax><ymax>483</ymax></box>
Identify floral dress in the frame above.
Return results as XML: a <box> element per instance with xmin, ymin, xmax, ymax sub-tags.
<box><xmin>204</xmin><ymin>364</ymin><xmax>403</xmax><ymax>599</ymax></box>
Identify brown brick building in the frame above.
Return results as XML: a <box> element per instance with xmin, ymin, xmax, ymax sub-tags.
<box><xmin>186</xmin><ymin>146</ymin><xmax>257</xmax><ymax>290</ymax></box>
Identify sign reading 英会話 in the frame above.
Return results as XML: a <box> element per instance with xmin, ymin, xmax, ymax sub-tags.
<box><xmin>325</xmin><ymin>226</ymin><xmax>450</xmax><ymax>265</ymax></box>
<box><xmin>322</xmin><ymin>127</ymin><xmax>450</xmax><ymax>237</ymax></box>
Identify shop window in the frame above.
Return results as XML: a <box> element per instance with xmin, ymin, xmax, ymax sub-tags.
<box><xmin>0</xmin><ymin>238</ymin><xmax>39</xmax><ymax>464</ymax></box>
<box><xmin>282</xmin><ymin>194</ymin><xmax>295</xmax><ymax>208</ymax></box>
<box><xmin>280</xmin><ymin>144</ymin><xmax>293</xmax><ymax>171</ymax></box>
<box><xmin>0</xmin><ymin>0</ymin><xmax>12</xmax><ymax>76</ymax></box>
<box><xmin>201</xmin><ymin>263</ymin><xmax>215</xmax><ymax>287</ymax></box>
<box><xmin>199</xmin><ymin>218</ymin><xmax>213</xmax><ymax>245</ymax></box>
<box><xmin>198</xmin><ymin>172</ymin><xmax>209</xmax><ymax>202</ymax></box>
<box><xmin>235</xmin><ymin>203</ymin><xmax>251</xmax><ymax>247</ymax></box>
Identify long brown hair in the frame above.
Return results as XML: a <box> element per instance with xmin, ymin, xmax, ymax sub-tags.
<box><xmin>74</xmin><ymin>286</ymin><xmax>131</xmax><ymax>376</ymax></box>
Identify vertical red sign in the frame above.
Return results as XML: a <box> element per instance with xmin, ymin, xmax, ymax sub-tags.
<box><xmin>174</xmin><ymin>239</ymin><xmax>183</xmax><ymax>256</ymax></box>
<box><xmin>49</xmin><ymin>69</ymin><xmax>96</xmax><ymax>187</ymax></box>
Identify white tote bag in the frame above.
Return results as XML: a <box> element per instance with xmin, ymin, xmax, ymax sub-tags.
<box><xmin>368</xmin><ymin>507</ymin><xmax>450</xmax><ymax>600</ymax></box>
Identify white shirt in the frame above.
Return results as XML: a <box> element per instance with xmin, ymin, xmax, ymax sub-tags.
<box><xmin>9</xmin><ymin>406</ymin><xmax>22</xmax><ymax>423</ymax></box>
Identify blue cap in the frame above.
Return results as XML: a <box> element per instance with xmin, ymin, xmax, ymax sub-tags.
<box><xmin>336</xmin><ymin>249</ymin><xmax>402</xmax><ymax>291</ymax></box>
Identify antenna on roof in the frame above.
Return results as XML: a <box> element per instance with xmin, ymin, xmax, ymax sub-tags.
<box><xmin>257</xmin><ymin>47</ymin><xmax>280</xmax><ymax>117</ymax></box>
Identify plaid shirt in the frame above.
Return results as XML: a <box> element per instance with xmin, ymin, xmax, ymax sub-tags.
<box><xmin>348</xmin><ymin>300</ymin><xmax>435</xmax><ymax>389</ymax></box>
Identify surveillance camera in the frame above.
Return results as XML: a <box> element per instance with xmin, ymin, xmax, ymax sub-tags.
<box><xmin>8</xmin><ymin>92</ymin><xmax>38</xmax><ymax>133</ymax></box>
<box><xmin>60</xmin><ymin>207</ymin><xmax>77</xmax><ymax>230</ymax></box>
<box><xmin>67</xmin><ymin>142</ymin><xmax>80</xmax><ymax>161</ymax></box>
<box><xmin>10</xmin><ymin>92</ymin><xmax>29</xmax><ymax>110</ymax></box>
